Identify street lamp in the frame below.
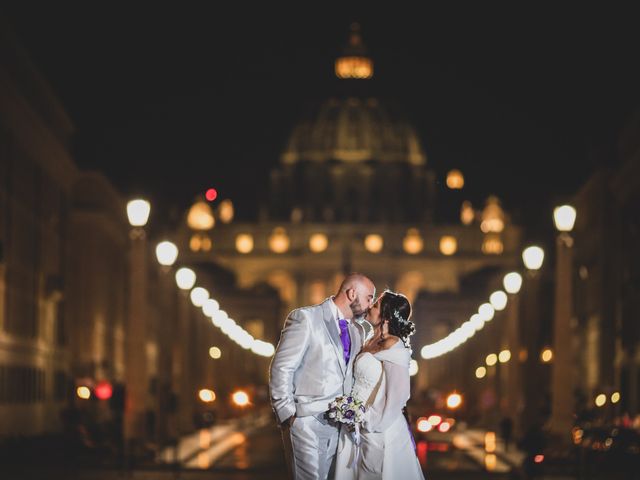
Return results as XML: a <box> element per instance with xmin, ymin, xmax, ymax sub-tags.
<box><xmin>190</xmin><ymin>287</ymin><xmax>209</xmax><ymax>307</ymax></box>
<box><xmin>522</xmin><ymin>246</ymin><xmax>545</xmax><ymax>271</ymax></box>
<box><xmin>503</xmin><ymin>272</ymin><xmax>523</xmax><ymax>294</ymax></box>
<box><xmin>126</xmin><ymin>199</ymin><xmax>151</xmax><ymax>227</ymax></box>
<box><xmin>489</xmin><ymin>291</ymin><xmax>508</xmax><ymax>311</ymax></box>
<box><xmin>155</xmin><ymin>241</ymin><xmax>178</xmax><ymax>267</ymax></box>
<box><xmin>553</xmin><ymin>205</ymin><xmax>577</xmax><ymax>233</ymax></box>
<box><xmin>175</xmin><ymin>268</ymin><xmax>196</xmax><ymax>290</ymax></box>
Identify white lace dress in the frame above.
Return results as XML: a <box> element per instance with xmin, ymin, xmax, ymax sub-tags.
<box><xmin>334</xmin><ymin>342</ymin><xmax>425</xmax><ymax>479</ymax></box>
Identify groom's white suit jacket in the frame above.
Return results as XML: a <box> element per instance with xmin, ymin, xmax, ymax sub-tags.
<box><xmin>270</xmin><ymin>297</ymin><xmax>372</xmax><ymax>424</ymax></box>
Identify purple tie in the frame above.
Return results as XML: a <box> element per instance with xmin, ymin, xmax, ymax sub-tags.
<box><xmin>338</xmin><ymin>319</ymin><xmax>351</xmax><ymax>365</ymax></box>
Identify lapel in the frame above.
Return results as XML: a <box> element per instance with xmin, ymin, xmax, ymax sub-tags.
<box><xmin>321</xmin><ymin>299</ymin><xmax>347</xmax><ymax>375</ymax></box>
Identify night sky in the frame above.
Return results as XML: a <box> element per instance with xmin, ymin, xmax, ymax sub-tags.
<box><xmin>3</xmin><ymin>4</ymin><xmax>640</xmax><ymax>235</ymax></box>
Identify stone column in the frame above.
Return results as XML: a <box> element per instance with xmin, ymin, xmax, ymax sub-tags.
<box><xmin>550</xmin><ymin>234</ymin><xmax>576</xmax><ymax>438</ymax></box>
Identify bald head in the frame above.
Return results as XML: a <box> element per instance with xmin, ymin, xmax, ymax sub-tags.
<box><xmin>334</xmin><ymin>273</ymin><xmax>376</xmax><ymax>319</ymax></box>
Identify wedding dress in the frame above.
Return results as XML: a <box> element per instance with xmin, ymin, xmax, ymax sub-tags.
<box><xmin>334</xmin><ymin>341</ymin><xmax>425</xmax><ymax>479</ymax></box>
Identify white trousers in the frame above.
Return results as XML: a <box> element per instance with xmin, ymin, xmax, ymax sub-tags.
<box><xmin>282</xmin><ymin>414</ymin><xmax>340</xmax><ymax>479</ymax></box>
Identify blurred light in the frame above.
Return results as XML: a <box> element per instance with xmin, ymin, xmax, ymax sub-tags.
<box><xmin>190</xmin><ymin>233</ymin><xmax>212</xmax><ymax>252</ymax></box>
<box><xmin>126</xmin><ymin>199</ymin><xmax>150</xmax><ymax>227</ymax></box>
<box><xmin>519</xmin><ymin>348</ymin><xmax>528</xmax><ymax>362</ymax></box>
<box><xmin>595</xmin><ymin>394</ymin><xmax>607</xmax><ymax>407</ymax></box>
<box><xmin>439</xmin><ymin>236</ymin><xmax>457</xmax><ymax>255</ymax></box>
<box><xmin>482</xmin><ymin>234</ymin><xmax>504</xmax><ymax>255</ymax></box>
<box><xmin>572</xmin><ymin>427</ymin><xmax>584</xmax><ymax>445</ymax></box>
<box><xmin>480</xmin><ymin>196</ymin><xmax>505</xmax><ymax>233</ymax></box>
<box><xmin>485</xmin><ymin>431</ymin><xmax>497</xmax><ymax>453</ymax></box>
<box><xmin>417</xmin><ymin>417</ymin><xmax>432</xmax><ymax>432</ymax></box>
<box><xmin>475</xmin><ymin>366</ymin><xmax>487</xmax><ymax>379</ymax></box>
<box><xmin>77</xmin><ymin>386</ymin><xmax>91</xmax><ymax>400</ymax></box>
<box><xmin>364</xmin><ymin>234</ymin><xmax>383</xmax><ymax>253</ymax></box>
<box><xmin>200</xmin><ymin>235</ymin><xmax>212</xmax><ymax>251</ymax></box>
<box><xmin>498</xmin><ymin>350</ymin><xmax>511</xmax><ymax>363</ymax></box>
<box><xmin>175</xmin><ymin>268</ymin><xmax>196</xmax><ymax>290</ymax></box>
<box><xmin>232</xmin><ymin>390</ymin><xmax>250</xmax><ymax>407</ymax></box>
<box><xmin>409</xmin><ymin>359</ymin><xmax>419</xmax><ymax>376</ymax></box>
<box><xmin>478</xmin><ymin>303</ymin><xmax>495</xmax><ymax>322</ymax></box>
<box><xmin>534</xmin><ymin>455</ymin><xmax>545</xmax><ymax>464</ymax></box>
<box><xmin>485</xmin><ymin>454</ymin><xmax>497</xmax><ymax>471</ymax></box>
<box><xmin>523</xmin><ymin>246</ymin><xmax>545</xmax><ymax>271</ymax></box>
<box><xmin>503</xmin><ymin>272</ymin><xmax>523</xmax><ymax>294</ymax></box>
<box><xmin>461</xmin><ymin>201</ymin><xmax>475</xmax><ymax>225</ymax></box>
<box><xmin>156</xmin><ymin>241</ymin><xmax>178</xmax><ymax>266</ymax></box>
<box><xmin>209</xmin><ymin>347</ymin><xmax>222</xmax><ymax>359</ymax></box>
<box><xmin>446</xmin><ymin>169</ymin><xmax>464</xmax><ymax>189</ymax></box>
<box><xmin>94</xmin><ymin>381</ymin><xmax>113</xmax><ymax>400</ymax></box>
<box><xmin>187</xmin><ymin>200</ymin><xmax>215</xmax><ymax>230</ymax></box>
<box><xmin>218</xmin><ymin>199</ymin><xmax>234</xmax><ymax>223</ymax></box>
<box><xmin>205</xmin><ymin>188</ymin><xmax>218</xmax><ymax>202</ymax></box>
<box><xmin>446</xmin><ymin>393</ymin><xmax>462</xmax><ymax>410</ymax></box>
<box><xmin>486</xmin><ymin>354</ymin><xmax>498</xmax><ymax>367</ymax></box>
<box><xmin>470</xmin><ymin>314</ymin><xmax>485</xmax><ymax>331</ymax></box>
<box><xmin>269</xmin><ymin>227</ymin><xmax>290</xmax><ymax>253</ymax></box>
<box><xmin>554</xmin><ymin>205</ymin><xmax>577</xmax><ymax>232</ymax></box>
<box><xmin>611</xmin><ymin>392</ymin><xmax>621</xmax><ymax>404</ymax></box>
<box><xmin>202</xmin><ymin>299</ymin><xmax>220</xmax><ymax>317</ymax></box>
<box><xmin>335</xmin><ymin>56</ymin><xmax>373</xmax><ymax>79</ymax></box>
<box><xmin>190</xmin><ymin>287</ymin><xmax>209</xmax><ymax>307</ymax></box>
<box><xmin>427</xmin><ymin>415</ymin><xmax>442</xmax><ymax>426</ymax></box>
<box><xmin>199</xmin><ymin>389</ymin><xmax>216</xmax><ymax>403</ymax></box>
<box><xmin>490</xmin><ymin>291</ymin><xmax>508</xmax><ymax>311</ymax></box>
<box><xmin>438</xmin><ymin>421</ymin><xmax>451</xmax><ymax>433</ymax></box>
<box><xmin>541</xmin><ymin>348</ymin><xmax>553</xmax><ymax>363</ymax></box>
<box><xmin>403</xmin><ymin>229</ymin><xmax>424</xmax><ymax>254</ymax></box>
<box><xmin>309</xmin><ymin>233</ymin><xmax>329</xmax><ymax>253</ymax></box>
<box><xmin>235</xmin><ymin>234</ymin><xmax>254</xmax><ymax>254</ymax></box>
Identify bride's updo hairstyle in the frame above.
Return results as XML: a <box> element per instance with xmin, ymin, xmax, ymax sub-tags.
<box><xmin>380</xmin><ymin>290</ymin><xmax>415</xmax><ymax>346</ymax></box>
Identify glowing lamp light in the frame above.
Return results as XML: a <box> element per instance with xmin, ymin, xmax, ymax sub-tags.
<box><xmin>534</xmin><ymin>455</ymin><xmax>545</xmax><ymax>464</ymax></box>
<box><xmin>175</xmin><ymin>267</ymin><xmax>196</xmax><ymax>290</ymax></box>
<box><xmin>202</xmin><ymin>298</ymin><xmax>220</xmax><ymax>317</ymax></box>
<box><xmin>205</xmin><ymin>188</ymin><xmax>218</xmax><ymax>202</ymax></box>
<box><xmin>446</xmin><ymin>392</ymin><xmax>462</xmax><ymax>410</ymax></box>
<box><xmin>523</xmin><ymin>246</ymin><xmax>545</xmax><ymax>271</ymax></box>
<box><xmin>480</xmin><ymin>196</ymin><xmax>505</xmax><ymax>233</ymax></box>
<box><xmin>269</xmin><ymin>228</ymin><xmax>290</xmax><ymax>254</ymax></box>
<box><xmin>476</xmin><ymin>366</ymin><xmax>487</xmax><ymax>379</ymax></box>
<box><xmin>446</xmin><ymin>169</ymin><xmax>465</xmax><ymax>189</ymax></box>
<box><xmin>209</xmin><ymin>347</ymin><xmax>222</xmax><ymax>359</ymax></box>
<box><xmin>364</xmin><ymin>234</ymin><xmax>383</xmax><ymax>253</ymax></box>
<box><xmin>439</xmin><ymin>236</ymin><xmax>457</xmax><ymax>255</ymax></box>
<box><xmin>498</xmin><ymin>350</ymin><xmax>511</xmax><ymax>363</ymax></box>
<box><xmin>461</xmin><ymin>201</ymin><xmax>475</xmax><ymax>225</ymax></box>
<box><xmin>94</xmin><ymin>381</ymin><xmax>113</xmax><ymax>400</ymax></box>
<box><xmin>126</xmin><ymin>199</ymin><xmax>151</xmax><ymax>227</ymax></box>
<box><xmin>553</xmin><ymin>205</ymin><xmax>577</xmax><ymax>232</ymax></box>
<box><xmin>595</xmin><ymin>394</ymin><xmax>607</xmax><ymax>407</ymax></box>
<box><xmin>485</xmin><ymin>454</ymin><xmax>497</xmax><ymax>471</ymax></box>
<box><xmin>611</xmin><ymin>392</ymin><xmax>621</xmax><ymax>404</ymax></box>
<box><xmin>309</xmin><ymin>233</ymin><xmax>329</xmax><ymax>253</ymax></box>
<box><xmin>427</xmin><ymin>415</ymin><xmax>442</xmax><ymax>426</ymax></box>
<box><xmin>485</xmin><ymin>431</ymin><xmax>497</xmax><ymax>453</ymax></box>
<box><xmin>409</xmin><ymin>359</ymin><xmax>419</xmax><ymax>376</ymax></box>
<box><xmin>403</xmin><ymin>229</ymin><xmax>424</xmax><ymax>255</ymax></box>
<box><xmin>218</xmin><ymin>199</ymin><xmax>234</xmax><ymax>224</ymax></box>
<box><xmin>199</xmin><ymin>389</ymin><xmax>216</xmax><ymax>403</ymax></box>
<box><xmin>478</xmin><ymin>303</ymin><xmax>495</xmax><ymax>322</ymax></box>
<box><xmin>155</xmin><ymin>241</ymin><xmax>178</xmax><ymax>266</ymax></box>
<box><xmin>190</xmin><ymin>287</ymin><xmax>209</xmax><ymax>307</ymax></box>
<box><xmin>540</xmin><ymin>348</ymin><xmax>553</xmax><ymax>363</ymax></box>
<box><xmin>187</xmin><ymin>201</ymin><xmax>215</xmax><ymax>230</ymax></box>
<box><xmin>77</xmin><ymin>386</ymin><xmax>91</xmax><ymax>400</ymax></box>
<box><xmin>438</xmin><ymin>421</ymin><xmax>451</xmax><ymax>433</ymax></box>
<box><xmin>490</xmin><ymin>291</ymin><xmax>508</xmax><ymax>311</ymax></box>
<box><xmin>470</xmin><ymin>314</ymin><xmax>485</xmax><ymax>331</ymax></box>
<box><xmin>482</xmin><ymin>234</ymin><xmax>504</xmax><ymax>255</ymax></box>
<box><xmin>232</xmin><ymin>390</ymin><xmax>250</xmax><ymax>407</ymax></box>
<box><xmin>235</xmin><ymin>234</ymin><xmax>254</xmax><ymax>254</ymax></box>
<box><xmin>417</xmin><ymin>417</ymin><xmax>432</xmax><ymax>432</ymax></box>
<box><xmin>486</xmin><ymin>354</ymin><xmax>498</xmax><ymax>367</ymax></box>
<box><xmin>503</xmin><ymin>272</ymin><xmax>523</xmax><ymax>294</ymax></box>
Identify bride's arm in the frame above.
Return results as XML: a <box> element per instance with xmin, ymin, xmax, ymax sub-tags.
<box><xmin>363</xmin><ymin>360</ymin><xmax>410</xmax><ymax>432</ymax></box>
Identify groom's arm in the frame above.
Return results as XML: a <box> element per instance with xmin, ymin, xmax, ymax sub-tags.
<box><xmin>269</xmin><ymin>309</ymin><xmax>311</xmax><ymax>425</ymax></box>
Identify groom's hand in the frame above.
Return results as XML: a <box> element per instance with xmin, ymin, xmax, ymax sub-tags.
<box><xmin>282</xmin><ymin>415</ymin><xmax>296</xmax><ymax>428</ymax></box>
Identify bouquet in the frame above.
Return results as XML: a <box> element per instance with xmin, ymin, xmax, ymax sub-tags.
<box><xmin>327</xmin><ymin>395</ymin><xmax>366</xmax><ymax>431</ymax></box>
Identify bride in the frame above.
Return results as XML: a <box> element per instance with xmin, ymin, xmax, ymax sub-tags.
<box><xmin>334</xmin><ymin>290</ymin><xmax>425</xmax><ymax>479</ymax></box>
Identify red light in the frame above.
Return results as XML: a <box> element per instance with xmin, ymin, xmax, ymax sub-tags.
<box><xmin>534</xmin><ymin>454</ymin><xmax>544</xmax><ymax>463</ymax></box>
<box><xmin>205</xmin><ymin>189</ymin><xmax>218</xmax><ymax>202</ymax></box>
<box><xmin>95</xmin><ymin>381</ymin><xmax>113</xmax><ymax>400</ymax></box>
<box><xmin>438</xmin><ymin>421</ymin><xmax>451</xmax><ymax>433</ymax></box>
<box><xmin>416</xmin><ymin>441</ymin><xmax>428</xmax><ymax>466</ymax></box>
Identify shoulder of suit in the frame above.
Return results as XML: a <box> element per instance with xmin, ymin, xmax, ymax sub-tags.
<box><xmin>287</xmin><ymin>301</ymin><xmax>326</xmax><ymax>320</ymax></box>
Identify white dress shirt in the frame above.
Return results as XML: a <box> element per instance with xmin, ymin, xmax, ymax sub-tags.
<box><xmin>330</xmin><ymin>297</ymin><xmax>349</xmax><ymax>333</ymax></box>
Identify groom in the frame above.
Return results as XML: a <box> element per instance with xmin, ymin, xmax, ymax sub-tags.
<box><xmin>270</xmin><ymin>273</ymin><xmax>376</xmax><ymax>479</ymax></box>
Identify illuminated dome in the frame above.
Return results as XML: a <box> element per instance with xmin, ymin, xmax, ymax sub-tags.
<box><xmin>281</xmin><ymin>97</ymin><xmax>426</xmax><ymax>167</ymax></box>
